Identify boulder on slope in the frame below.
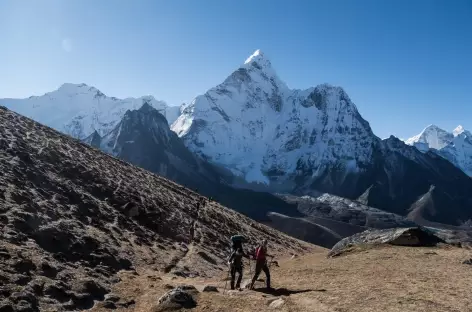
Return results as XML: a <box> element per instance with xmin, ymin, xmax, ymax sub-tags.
<box><xmin>328</xmin><ymin>227</ymin><xmax>445</xmax><ymax>257</ymax></box>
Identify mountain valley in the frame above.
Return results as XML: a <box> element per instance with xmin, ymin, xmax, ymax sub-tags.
<box><xmin>2</xmin><ymin>50</ymin><xmax>472</xmax><ymax>231</ymax></box>
<box><xmin>2</xmin><ymin>49</ymin><xmax>472</xmax><ymax>311</ymax></box>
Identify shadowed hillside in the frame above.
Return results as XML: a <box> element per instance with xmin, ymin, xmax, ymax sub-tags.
<box><xmin>0</xmin><ymin>106</ymin><xmax>313</xmax><ymax>311</ymax></box>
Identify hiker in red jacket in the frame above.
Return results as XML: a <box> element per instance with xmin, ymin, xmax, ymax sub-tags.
<box><xmin>249</xmin><ymin>239</ymin><xmax>273</xmax><ymax>290</ymax></box>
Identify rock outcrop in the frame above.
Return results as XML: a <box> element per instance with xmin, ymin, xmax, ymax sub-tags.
<box><xmin>328</xmin><ymin>227</ymin><xmax>445</xmax><ymax>257</ymax></box>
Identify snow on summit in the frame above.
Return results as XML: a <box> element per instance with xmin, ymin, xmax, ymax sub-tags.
<box><xmin>0</xmin><ymin>83</ymin><xmax>179</xmax><ymax>139</ymax></box>
<box><xmin>172</xmin><ymin>50</ymin><xmax>376</xmax><ymax>189</ymax></box>
<box><xmin>406</xmin><ymin>124</ymin><xmax>472</xmax><ymax>176</ymax></box>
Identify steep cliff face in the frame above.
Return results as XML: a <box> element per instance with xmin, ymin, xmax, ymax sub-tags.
<box><xmin>99</xmin><ymin>103</ymin><xmax>217</xmax><ymax>188</ymax></box>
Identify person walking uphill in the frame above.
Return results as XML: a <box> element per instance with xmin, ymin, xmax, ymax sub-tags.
<box><xmin>228</xmin><ymin>246</ymin><xmax>245</xmax><ymax>290</ymax></box>
<box><xmin>249</xmin><ymin>239</ymin><xmax>273</xmax><ymax>290</ymax></box>
<box><xmin>227</xmin><ymin>235</ymin><xmax>247</xmax><ymax>290</ymax></box>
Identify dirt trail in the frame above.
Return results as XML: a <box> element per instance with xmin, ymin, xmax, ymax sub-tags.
<box><xmin>91</xmin><ymin>244</ymin><xmax>472</xmax><ymax>312</ymax></box>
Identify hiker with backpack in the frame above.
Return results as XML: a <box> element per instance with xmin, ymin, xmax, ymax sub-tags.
<box><xmin>227</xmin><ymin>235</ymin><xmax>247</xmax><ymax>290</ymax></box>
<box><xmin>249</xmin><ymin>239</ymin><xmax>273</xmax><ymax>290</ymax></box>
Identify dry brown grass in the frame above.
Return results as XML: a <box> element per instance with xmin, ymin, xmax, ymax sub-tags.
<box><xmin>91</xmin><ymin>245</ymin><xmax>472</xmax><ymax>312</ymax></box>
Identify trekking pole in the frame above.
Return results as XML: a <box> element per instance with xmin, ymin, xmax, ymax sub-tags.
<box><xmin>223</xmin><ymin>267</ymin><xmax>231</xmax><ymax>294</ymax></box>
<box><xmin>249</xmin><ymin>258</ymin><xmax>252</xmax><ymax>277</ymax></box>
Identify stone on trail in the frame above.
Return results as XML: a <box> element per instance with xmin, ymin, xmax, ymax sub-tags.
<box><xmin>268</xmin><ymin>298</ymin><xmax>285</xmax><ymax>308</ymax></box>
<box><xmin>157</xmin><ymin>285</ymin><xmax>198</xmax><ymax>311</ymax></box>
<box><xmin>202</xmin><ymin>285</ymin><xmax>218</xmax><ymax>292</ymax></box>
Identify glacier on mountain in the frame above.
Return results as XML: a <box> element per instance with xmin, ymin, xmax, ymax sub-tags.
<box><xmin>0</xmin><ymin>83</ymin><xmax>180</xmax><ymax>139</ymax></box>
<box><xmin>406</xmin><ymin>124</ymin><xmax>472</xmax><ymax>176</ymax></box>
<box><xmin>172</xmin><ymin>50</ymin><xmax>376</xmax><ymax>190</ymax></box>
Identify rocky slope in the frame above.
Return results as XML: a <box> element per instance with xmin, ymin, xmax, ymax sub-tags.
<box><xmin>406</xmin><ymin>124</ymin><xmax>472</xmax><ymax>176</ymax></box>
<box><xmin>0</xmin><ymin>106</ymin><xmax>312</xmax><ymax>311</ymax></box>
<box><xmin>0</xmin><ymin>83</ymin><xmax>181</xmax><ymax>139</ymax></box>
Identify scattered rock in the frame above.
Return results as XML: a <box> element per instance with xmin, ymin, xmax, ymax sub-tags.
<box><xmin>13</xmin><ymin>259</ymin><xmax>36</xmax><ymax>274</ymax></box>
<box><xmin>44</xmin><ymin>283</ymin><xmax>71</xmax><ymax>303</ymax></box>
<box><xmin>9</xmin><ymin>291</ymin><xmax>39</xmax><ymax>311</ymax></box>
<box><xmin>39</xmin><ymin>262</ymin><xmax>58</xmax><ymax>278</ymax></box>
<box><xmin>147</xmin><ymin>275</ymin><xmax>161</xmax><ymax>281</ymax></box>
<box><xmin>0</xmin><ymin>301</ymin><xmax>14</xmax><ymax>312</ymax></box>
<box><xmin>202</xmin><ymin>285</ymin><xmax>218</xmax><ymax>292</ymax></box>
<box><xmin>26</xmin><ymin>280</ymin><xmax>45</xmax><ymax>296</ymax></box>
<box><xmin>240</xmin><ymin>278</ymin><xmax>252</xmax><ymax>289</ymax></box>
<box><xmin>0</xmin><ymin>251</ymin><xmax>11</xmax><ymax>260</ymax></box>
<box><xmin>102</xmin><ymin>301</ymin><xmax>117</xmax><ymax>309</ymax></box>
<box><xmin>109</xmin><ymin>276</ymin><xmax>121</xmax><ymax>284</ymax></box>
<box><xmin>157</xmin><ymin>285</ymin><xmax>198</xmax><ymax>311</ymax></box>
<box><xmin>117</xmin><ymin>299</ymin><xmax>135</xmax><ymax>308</ymax></box>
<box><xmin>163</xmin><ymin>284</ymin><xmax>174</xmax><ymax>290</ymax></box>
<box><xmin>462</xmin><ymin>259</ymin><xmax>472</xmax><ymax>265</ymax></box>
<box><xmin>75</xmin><ymin>279</ymin><xmax>108</xmax><ymax>301</ymax></box>
<box><xmin>69</xmin><ymin>292</ymin><xmax>95</xmax><ymax>310</ymax></box>
<box><xmin>104</xmin><ymin>293</ymin><xmax>120</xmax><ymax>302</ymax></box>
<box><xmin>268</xmin><ymin>298</ymin><xmax>285</xmax><ymax>308</ymax></box>
<box><xmin>118</xmin><ymin>258</ymin><xmax>133</xmax><ymax>270</ymax></box>
<box><xmin>11</xmin><ymin>274</ymin><xmax>32</xmax><ymax>286</ymax></box>
<box><xmin>15</xmin><ymin>299</ymin><xmax>38</xmax><ymax>312</ymax></box>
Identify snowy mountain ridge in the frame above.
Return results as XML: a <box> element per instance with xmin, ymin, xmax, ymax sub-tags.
<box><xmin>406</xmin><ymin>124</ymin><xmax>472</xmax><ymax>176</ymax></box>
<box><xmin>172</xmin><ymin>49</ymin><xmax>376</xmax><ymax>190</ymax></box>
<box><xmin>0</xmin><ymin>83</ymin><xmax>181</xmax><ymax>139</ymax></box>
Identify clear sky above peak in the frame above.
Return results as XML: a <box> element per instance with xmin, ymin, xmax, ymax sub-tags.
<box><xmin>1</xmin><ymin>0</ymin><xmax>471</xmax><ymax>139</ymax></box>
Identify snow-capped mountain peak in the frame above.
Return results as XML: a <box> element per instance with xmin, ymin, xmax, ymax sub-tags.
<box><xmin>453</xmin><ymin>125</ymin><xmax>465</xmax><ymax>136</ymax></box>
<box><xmin>453</xmin><ymin>125</ymin><xmax>471</xmax><ymax>137</ymax></box>
<box><xmin>244</xmin><ymin>49</ymin><xmax>269</xmax><ymax>66</ymax></box>
<box><xmin>405</xmin><ymin>124</ymin><xmax>452</xmax><ymax>150</ymax></box>
<box><xmin>172</xmin><ymin>50</ymin><xmax>376</xmax><ymax>190</ymax></box>
<box><xmin>406</xmin><ymin>124</ymin><xmax>472</xmax><ymax>176</ymax></box>
<box><xmin>0</xmin><ymin>83</ymin><xmax>181</xmax><ymax>139</ymax></box>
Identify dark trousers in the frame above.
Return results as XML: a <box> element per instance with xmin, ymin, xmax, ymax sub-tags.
<box><xmin>250</xmin><ymin>260</ymin><xmax>271</xmax><ymax>289</ymax></box>
<box><xmin>230</xmin><ymin>265</ymin><xmax>243</xmax><ymax>289</ymax></box>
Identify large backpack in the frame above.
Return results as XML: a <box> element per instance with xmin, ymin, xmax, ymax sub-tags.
<box><xmin>230</xmin><ymin>235</ymin><xmax>245</xmax><ymax>250</ymax></box>
<box><xmin>231</xmin><ymin>235</ymin><xmax>245</xmax><ymax>243</ymax></box>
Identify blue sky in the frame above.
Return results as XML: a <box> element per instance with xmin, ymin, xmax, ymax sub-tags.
<box><xmin>1</xmin><ymin>0</ymin><xmax>471</xmax><ymax>139</ymax></box>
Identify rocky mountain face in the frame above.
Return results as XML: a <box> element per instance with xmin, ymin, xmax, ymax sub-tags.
<box><xmin>82</xmin><ymin>103</ymin><xmax>304</xmax><ymax>222</ymax></box>
<box><xmin>355</xmin><ymin>136</ymin><xmax>472</xmax><ymax>225</ymax></box>
<box><xmin>0</xmin><ymin>83</ymin><xmax>181</xmax><ymax>140</ymax></box>
<box><xmin>0</xmin><ymin>106</ymin><xmax>312</xmax><ymax>311</ymax></box>
<box><xmin>172</xmin><ymin>50</ymin><xmax>376</xmax><ymax>194</ymax></box>
<box><xmin>406</xmin><ymin>125</ymin><xmax>472</xmax><ymax>176</ymax></box>
<box><xmin>172</xmin><ymin>50</ymin><xmax>472</xmax><ymax>226</ymax></box>
<box><xmin>2</xmin><ymin>51</ymin><xmax>472</xmax><ymax>228</ymax></box>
